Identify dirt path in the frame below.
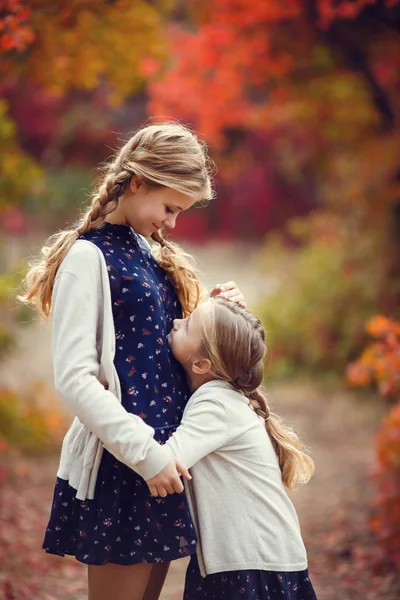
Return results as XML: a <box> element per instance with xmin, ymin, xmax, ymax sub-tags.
<box><xmin>1</xmin><ymin>241</ymin><xmax>398</xmax><ymax>599</ymax></box>
<box><xmin>1</xmin><ymin>382</ymin><xmax>394</xmax><ymax>600</ymax></box>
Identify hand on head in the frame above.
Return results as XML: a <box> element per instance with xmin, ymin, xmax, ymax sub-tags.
<box><xmin>210</xmin><ymin>281</ymin><xmax>246</xmax><ymax>308</ymax></box>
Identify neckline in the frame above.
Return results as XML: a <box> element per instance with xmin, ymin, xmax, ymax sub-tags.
<box><xmin>101</xmin><ymin>221</ymin><xmax>137</xmax><ymax>237</ymax></box>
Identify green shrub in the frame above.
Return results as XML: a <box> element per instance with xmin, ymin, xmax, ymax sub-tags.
<box><xmin>256</xmin><ymin>211</ymin><xmax>394</xmax><ymax>378</ymax></box>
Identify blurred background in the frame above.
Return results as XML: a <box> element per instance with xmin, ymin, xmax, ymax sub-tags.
<box><xmin>1</xmin><ymin>1</ymin><xmax>400</xmax><ymax>599</ymax></box>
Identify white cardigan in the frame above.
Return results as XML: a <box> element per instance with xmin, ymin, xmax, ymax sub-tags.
<box><xmin>53</xmin><ymin>240</ymin><xmax>171</xmax><ymax>500</ymax></box>
<box><xmin>163</xmin><ymin>381</ymin><xmax>308</xmax><ymax>576</ymax></box>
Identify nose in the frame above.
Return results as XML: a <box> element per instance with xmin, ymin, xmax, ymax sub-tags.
<box><xmin>163</xmin><ymin>215</ymin><xmax>177</xmax><ymax>230</ymax></box>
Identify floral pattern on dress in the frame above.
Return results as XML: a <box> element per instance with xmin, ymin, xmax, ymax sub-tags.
<box><xmin>184</xmin><ymin>554</ymin><xmax>318</xmax><ymax>600</ymax></box>
<box><xmin>42</xmin><ymin>223</ymin><xmax>196</xmax><ymax>565</ymax></box>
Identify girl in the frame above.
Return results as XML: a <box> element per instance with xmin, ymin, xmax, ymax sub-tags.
<box><xmin>19</xmin><ymin>122</ymin><xmax>245</xmax><ymax>600</ymax></box>
<box><xmin>147</xmin><ymin>298</ymin><xmax>318</xmax><ymax>600</ymax></box>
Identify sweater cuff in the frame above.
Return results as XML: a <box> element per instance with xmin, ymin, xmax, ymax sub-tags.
<box><xmin>134</xmin><ymin>441</ymin><xmax>173</xmax><ymax>481</ymax></box>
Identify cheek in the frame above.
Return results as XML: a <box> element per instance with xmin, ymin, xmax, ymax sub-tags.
<box><xmin>171</xmin><ymin>331</ymin><xmax>183</xmax><ymax>351</ymax></box>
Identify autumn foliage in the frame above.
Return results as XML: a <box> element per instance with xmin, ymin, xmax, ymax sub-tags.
<box><xmin>1</xmin><ymin>1</ymin><xmax>400</xmax><ymax>590</ymax></box>
<box><xmin>371</xmin><ymin>404</ymin><xmax>400</xmax><ymax>570</ymax></box>
<box><xmin>0</xmin><ymin>0</ymin><xmax>34</xmax><ymax>53</ymax></box>
<box><xmin>347</xmin><ymin>316</ymin><xmax>400</xmax><ymax>570</ymax></box>
<box><xmin>347</xmin><ymin>316</ymin><xmax>400</xmax><ymax>402</ymax></box>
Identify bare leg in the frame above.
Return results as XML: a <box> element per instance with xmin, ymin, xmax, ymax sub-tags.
<box><xmin>142</xmin><ymin>562</ymin><xmax>171</xmax><ymax>600</ymax></box>
<box><xmin>88</xmin><ymin>562</ymin><xmax>152</xmax><ymax>600</ymax></box>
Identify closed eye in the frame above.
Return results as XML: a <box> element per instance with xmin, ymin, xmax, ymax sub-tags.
<box><xmin>165</xmin><ymin>206</ymin><xmax>174</xmax><ymax>214</ymax></box>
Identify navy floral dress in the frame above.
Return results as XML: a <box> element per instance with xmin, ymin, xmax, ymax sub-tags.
<box><xmin>42</xmin><ymin>222</ymin><xmax>197</xmax><ymax>566</ymax></box>
<box><xmin>185</xmin><ymin>554</ymin><xmax>318</xmax><ymax>600</ymax></box>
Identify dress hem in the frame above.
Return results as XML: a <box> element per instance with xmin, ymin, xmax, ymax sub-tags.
<box><xmin>43</xmin><ymin>544</ymin><xmax>196</xmax><ymax>566</ymax></box>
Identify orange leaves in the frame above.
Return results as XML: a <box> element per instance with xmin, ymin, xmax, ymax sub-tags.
<box><xmin>348</xmin><ymin>315</ymin><xmax>400</xmax><ymax>570</ymax></box>
<box><xmin>346</xmin><ymin>316</ymin><xmax>400</xmax><ymax>402</ymax></box>
<box><xmin>375</xmin><ymin>404</ymin><xmax>400</xmax><ymax>470</ymax></box>
<box><xmin>370</xmin><ymin>403</ymin><xmax>400</xmax><ymax>569</ymax></box>
<box><xmin>148</xmin><ymin>0</ymin><xmax>400</xmax><ymax>154</ymax></box>
<box><xmin>147</xmin><ymin>2</ymin><xmax>301</xmax><ymax>146</ymax></box>
<box><xmin>148</xmin><ymin>21</ymin><xmax>256</xmax><ymax>146</ymax></box>
<box><xmin>366</xmin><ymin>316</ymin><xmax>400</xmax><ymax>338</ymax></box>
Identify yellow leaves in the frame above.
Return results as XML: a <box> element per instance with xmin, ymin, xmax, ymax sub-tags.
<box><xmin>0</xmin><ymin>99</ymin><xmax>43</xmax><ymax>208</ymax></box>
<box><xmin>9</xmin><ymin>0</ymin><xmax>171</xmax><ymax>99</ymax></box>
<box><xmin>0</xmin><ymin>381</ymin><xmax>68</xmax><ymax>453</ymax></box>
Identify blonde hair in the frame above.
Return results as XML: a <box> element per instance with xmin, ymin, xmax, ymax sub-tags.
<box><xmin>19</xmin><ymin>122</ymin><xmax>214</xmax><ymax>317</ymax></box>
<box><xmin>201</xmin><ymin>299</ymin><xmax>315</xmax><ymax>490</ymax></box>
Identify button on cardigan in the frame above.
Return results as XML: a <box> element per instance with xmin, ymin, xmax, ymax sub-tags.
<box><xmin>53</xmin><ymin>239</ymin><xmax>171</xmax><ymax>500</ymax></box>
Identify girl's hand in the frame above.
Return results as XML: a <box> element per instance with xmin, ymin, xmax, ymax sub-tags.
<box><xmin>146</xmin><ymin>458</ymin><xmax>191</xmax><ymax>498</ymax></box>
<box><xmin>210</xmin><ymin>281</ymin><xmax>247</xmax><ymax>308</ymax></box>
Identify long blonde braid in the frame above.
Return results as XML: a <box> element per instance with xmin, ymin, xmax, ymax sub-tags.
<box><xmin>19</xmin><ymin>122</ymin><xmax>214</xmax><ymax>317</ymax></box>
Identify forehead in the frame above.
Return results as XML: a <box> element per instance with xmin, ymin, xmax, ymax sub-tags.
<box><xmin>191</xmin><ymin>302</ymin><xmax>213</xmax><ymax>328</ymax></box>
<box><xmin>163</xmin><ymin>188</ymin><xmax>196</xmax><ymax>210</ymax></box>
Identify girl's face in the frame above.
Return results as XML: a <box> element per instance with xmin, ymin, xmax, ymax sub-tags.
<box><xmin>116</xmin><ymin>178</ymin><xmax>196</xmax><ymax>237</ymax></box>
<box><xmin>168</xmin><ymin>303</ymin><xmax>211</xmax><ymax>370</ymax></box>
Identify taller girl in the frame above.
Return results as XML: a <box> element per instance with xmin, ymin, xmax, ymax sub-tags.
<box><xmin>20</xmin><ymin>123</ymin><xmax>244</xmax><ymax>600</ymax></box>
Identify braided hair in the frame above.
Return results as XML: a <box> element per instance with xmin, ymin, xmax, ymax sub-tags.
<box><xmin>19</xmin><ymin>122</ymin><xmax>214</xmax><ymax>317</ymax></box>
<box><xmin>201</xmin><ymin>299</ymin><xmax>315</xmax><ymax>490</ymax></box>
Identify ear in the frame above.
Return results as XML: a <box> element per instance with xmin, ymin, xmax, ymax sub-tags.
<box><xmin>191</xmin><ymin>357</ymin><xmax>212</xmax><ymax>376</ymax></box>
<box><xmin>129</xmin><ymin>176</ymin><xmax>142</xmax><ymax>194</ymax></box>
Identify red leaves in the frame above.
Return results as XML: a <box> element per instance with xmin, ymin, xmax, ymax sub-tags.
<box><xmin>0</xmin><ymin>0</ymin><xmax>35</xmax><ymax>54</ymax></box>
<box><xmin>370</xmin><ymin>404</ymin><xmax>400</xmax><ymax>571</ymax></box>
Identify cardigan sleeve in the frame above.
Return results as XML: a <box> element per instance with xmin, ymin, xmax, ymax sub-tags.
<box><xmin>52</xmin><ymin>257</ymin><xmax>170</xmax><ymax>481</ymax></box>
<box><xmin>164</xmin><ymin>396</ymin><xmax>229</xmax><ymax>469</ymax></box>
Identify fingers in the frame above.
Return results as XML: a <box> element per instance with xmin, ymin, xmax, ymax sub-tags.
<box><xmin>148</xmin><ymin>485</ymin><xmax>168</xmax><ymax>498</ymax></box>
<box><xmin>149</xmin><ymin>485</ymin><xmax>158</xmax><ymax>497</ymax></box>
<box><xmin>210</xmin><ymin>281</ymin><xmax>237</xmax><ymax>296</ymax></box>
<box><xmin>146</xmin><ymin>459</ymin><xmax>190</xmax><ymax>497</ymax></box>
<box><xmin>219</xmin><ymin>287</ymin><xmax>239</xmax><ymax>299</ymax></box>
<box><xmin>211</xmin><ymin>282</ymin><xmax>246</xmax><ymax>308</ymax></box>
<box><xmin>218</xmin><ymin>290</ymin><xmax>246</xmax><ymax>308</ymax></box>
<box><xmin>225</xmin><ymin>294</ymin><xmax>247</xmax><ymax>307</ymax></box>
<box><xmin>176</xmin><ymin>461</ymin><xmax>192</xmax><ymax>482</ymax></box>
<box><xmin>172</xmin><ymin>478</ymin><xmax>184</xmax><ymax>494</ymax></box>
<box><xmin>219</xmin><ymin>281</ymin><xmax>237</xmax><ymax>291</ymax></box>
<box><xmin>210</xmin><ymin>287</ymin><xmax>221</xmax><ymax>298</ymax></box>
<box><xmin>158</xmin><ymin>487</ymin><xmax>168</xmax><ymax>498</ymax></box>
<box><xmin>149</xmin><ymin>481</ymin><xmax>182</xmax><ymax>496</ymax></box>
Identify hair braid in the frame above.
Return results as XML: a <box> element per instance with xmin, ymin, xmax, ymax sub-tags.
<box><xmin>19</xmin><ymin>122</ymin><xmax>214</xmax><ymax>317</ymax></box>
<box><xmin>151</xmin><ymin>230</ymin><xmax>208</xmax><ymax>316</ymax></box>
<box><xmin>77</xmin><ymin>170</ymin><xmax>132</xmax><ymax>234</ymax></box>
<box><xmin>201</xmin><ymin>299</ymin><xmax>315</xmax><ymax>489</ymax></box>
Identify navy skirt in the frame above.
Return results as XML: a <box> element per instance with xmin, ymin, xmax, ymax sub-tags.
<box><xmin>42</xmin><ymin>427</ymin><xmax>197</xmax><ymax>565</ymax></box>
<box><xmin>184</xmin><ymin>554</ymin><xmax>318</xmax><ymax>600</ymax></box>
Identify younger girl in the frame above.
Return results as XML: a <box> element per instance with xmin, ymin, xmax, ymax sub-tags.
<box><xmin>147</xmin><ymin>298</ymin><xmax>318</xmax><ymax>600</ymax></box>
